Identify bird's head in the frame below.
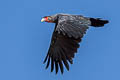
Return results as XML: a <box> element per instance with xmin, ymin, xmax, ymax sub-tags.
<box><xmin>41</xmin><ymin>14</ymin><xmax>59</xmax><ymax>23</ymax></box>
<box><xmin>41</xmin><ymin>16</ymin><xmax>55</xmax><ymax>23</ymax></box>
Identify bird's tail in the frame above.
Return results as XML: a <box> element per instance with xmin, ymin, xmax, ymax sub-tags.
<box><xmin>90</xmin><ymin>18</ymin><xmax>109</xmax><ymax>27</ymax></box>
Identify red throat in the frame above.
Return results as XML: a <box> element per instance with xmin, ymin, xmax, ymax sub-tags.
<box><xmin>44</xmin><ymin>17</ymin><xmax>52</xmax><ymax>23</ymax></box>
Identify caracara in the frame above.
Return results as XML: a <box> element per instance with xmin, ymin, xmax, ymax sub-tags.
<box><xmin>41</xmin><ymin>13</ymin><xmax>109</xmax><ymax>74</ymax></box>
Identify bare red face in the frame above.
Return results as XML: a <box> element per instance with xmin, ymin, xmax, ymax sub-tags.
<box><xmin>44</xmin><ymin>17</ymin><xmax>49</xmax><ymax>22</ymax></box>
<box><xmin>41</xmin><ymin>17</ymin><xmax>53</xmax><ymax>23</ymax></box>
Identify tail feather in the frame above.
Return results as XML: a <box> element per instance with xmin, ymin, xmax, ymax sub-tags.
<box><xmin>90</xmin><ymin>18</ymin><xmax>109</xmax><ymax>27</ymax></box>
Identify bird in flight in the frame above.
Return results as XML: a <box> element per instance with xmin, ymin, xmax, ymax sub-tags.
<box><xmin>41</xmin><ymin>13</ymin><xmax>109</xmax><ymax>74</ymax></box>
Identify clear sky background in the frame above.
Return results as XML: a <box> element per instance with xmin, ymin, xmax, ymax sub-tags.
<box><xmin>0</xmin><ymin>0</ymin><xmax>120</xmax><ymax>80</ymax></box>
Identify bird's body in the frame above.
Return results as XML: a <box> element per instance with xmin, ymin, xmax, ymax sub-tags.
<box><xmin>41</xmin><ymin>13</ymin><xmax>109</xmax><ymax>74</ymax></box>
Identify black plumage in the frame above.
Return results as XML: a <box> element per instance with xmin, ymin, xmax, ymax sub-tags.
<box><xmin>41</xmin><ymin>13</ymin><xmax>109</xmax><ymax>74</ymax></box>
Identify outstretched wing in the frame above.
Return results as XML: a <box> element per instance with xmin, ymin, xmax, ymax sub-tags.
<box><xmin>43</xmin><ymin>31</ymin><xmax>81</xmax><ymax>74</ymax></box>
<box><xmin>43</xmin><ymin>15</ymin><xmax>90</xmax><ymax>74</ymax></box>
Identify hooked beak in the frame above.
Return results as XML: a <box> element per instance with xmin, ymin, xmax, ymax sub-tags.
<box><xmin>41</xmin><ymin>18</ymin><xmax>46</xmax><ymax>22</ymax></box>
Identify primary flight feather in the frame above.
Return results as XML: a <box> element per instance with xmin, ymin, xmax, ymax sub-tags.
<box><xmin>41</xmin><ymin>13</ymin><xmax>109</xmax><ymax>74</ymax></box>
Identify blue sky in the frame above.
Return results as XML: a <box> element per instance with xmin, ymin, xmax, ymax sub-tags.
<box><xmin>0</xmin><ymin>0</ymin><xmax>120</xmax><ymax>80</ymax></box>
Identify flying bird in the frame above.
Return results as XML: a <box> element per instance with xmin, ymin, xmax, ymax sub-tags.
<box><xmin>41</xmin><ymin>13</ymin><xmax>109</xmax><ymax>74</ymax></box>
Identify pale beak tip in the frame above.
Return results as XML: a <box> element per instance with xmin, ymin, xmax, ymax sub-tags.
<box><xmin>41</xmin><ymin>18</ymin><xmax>45</xmax><ymax>22</ymax></box>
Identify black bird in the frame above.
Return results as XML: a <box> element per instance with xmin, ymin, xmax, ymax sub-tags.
<box><xmin>41</xmin><ymin>13</ymin><xmax>109</xmax><ymax>74</ymax></box>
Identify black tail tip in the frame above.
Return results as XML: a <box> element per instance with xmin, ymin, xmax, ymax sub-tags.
<box><xmin>90</xmin><ymin>18</ymin><xmax>109</xmax><ymax>27</ymax></box>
